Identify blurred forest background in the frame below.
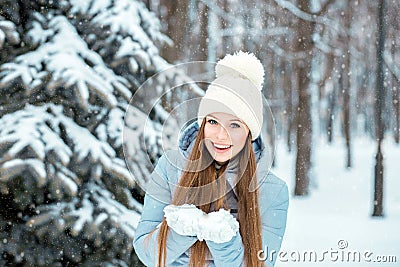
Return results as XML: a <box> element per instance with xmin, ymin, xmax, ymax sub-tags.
<box><xmin>0</xmin><ymin>0</ymin><xmax>398</xmax><ymax>266</ymax></box>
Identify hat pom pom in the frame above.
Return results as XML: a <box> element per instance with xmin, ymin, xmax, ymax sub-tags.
<box><xmin>215</xmin><ymin>51</ymin><xmax>265</xmax><ymax>91</ymax></box>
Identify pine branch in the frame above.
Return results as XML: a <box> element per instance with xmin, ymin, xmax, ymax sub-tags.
<box><xmin>0</xmin><ymin>16</ymin><xmax>20</xmax><ymax>48</ymax></box>
<box><xmin>0</xmin><ymin>104</ymin><xmax>136</xmax><ymax>206</ymax></box>
<box><xmin>0</xmin><ymin>15</ymin><xmax>132</xmax><ymax>109</ymax></box>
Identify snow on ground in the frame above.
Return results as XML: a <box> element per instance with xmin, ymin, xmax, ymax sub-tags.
<box><xmin>272</xmin><ymin>136</ymin><xmax>400</xmax><ymax>267</ymax></box>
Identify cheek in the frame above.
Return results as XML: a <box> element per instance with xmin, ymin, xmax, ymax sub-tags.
<box><xmin>203</xmin><ymin>125</ymin><xmax>212</xmax><ymax>138</ymax></box>
<box><xmin>203</xmin><ymin>126</ymin><xmax>219</xmax><ymax>143</ymax></box>
<box><xmin>232</xmin><ymin>133</ymin><xmax>248</xmax><ymax>148</ymax></box>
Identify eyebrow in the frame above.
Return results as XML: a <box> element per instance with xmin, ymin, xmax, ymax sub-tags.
<box><xmin>207</xmin><ymin>115</ymin><xmax>244</xmax><ymax>123</ymax></box>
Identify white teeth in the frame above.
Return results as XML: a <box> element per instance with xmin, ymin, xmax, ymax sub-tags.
<box><xmin>214</xmin><ymin>143</ymin><xmax>231</xmax><ymax>149</ymax></box>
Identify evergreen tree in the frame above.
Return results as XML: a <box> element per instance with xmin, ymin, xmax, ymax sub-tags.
<box><xmin>0</xmin><ymin>0</ymin><xmax>188</xmax><ymax>265</ymax></box>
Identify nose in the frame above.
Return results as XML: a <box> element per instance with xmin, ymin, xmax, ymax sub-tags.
<box><xmin>217</xmin><ymin>125</ymin><xmax>229</xmax><ymax>140</ymax></box>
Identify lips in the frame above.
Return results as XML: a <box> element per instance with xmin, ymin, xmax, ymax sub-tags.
<box><xmin>212</xmin><ymin>142</ymin><xmax>232</xmax><ymax>153</ymax></box>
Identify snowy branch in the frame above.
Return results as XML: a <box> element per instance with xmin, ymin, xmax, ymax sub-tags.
<box><xmin>268</xmin><ymin>41</ymin><xmax>307</xmax><ymax>60</ymax></box>
<box><xmin>123</xmin><ymin>105</ymin><xmax>166</xmax><ymax>187</ymax></box>
<box><xmin>274</xmin><ymin>0</ymin><xmax>316</xmax><ymax>22</ymax></box>
<box><xmin>221</xmin><ymin>26</ymin><xmax>291</xmax><ymax>37</ymax></box>
<box><xmin>0</xmin><ymin>15</ymin><xmax>131</xmax><ymax>109</ymax></box>
<box><xmin>65</xmin><ymin>0</ymin><xmax>171</xmax><ymax>72</ymax></box>
<box><xmin>384</xmin><ymin>50</ymin><xmax>400</xmax><ymax>82</ymax></box>
<box><xmin>312</xmin><ymin>32</ymin><xmax>342</xmax><ymax>56</ymax></box>
<box><xmin>26</xmin><ymin>182</ymin><xmax>140</xmax><ymax>262</ymax></box>
<box><xmin>0</xmin><ymin>104</ymin><xmax>135</xmax><ymax>203</ymax></box>
<box><xmin>0</xmin><ymin>16</ymin><xmax>20</xmax><ymax>48</ymax></box>
<box><xmin>274</xmin><ymin>0</ymin><xmax>346</xmax><ymax>35</ymax></box>
<box><xmin>28</xmin><ymin>182</ymin><xmax>140</xmax><ymax>239</ymax></box>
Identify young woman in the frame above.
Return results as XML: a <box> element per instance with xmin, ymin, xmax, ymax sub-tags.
<box><xmin>133</xmin><ymin>51</ymin><xmax>289</xmax><ymax>267</ymax></box>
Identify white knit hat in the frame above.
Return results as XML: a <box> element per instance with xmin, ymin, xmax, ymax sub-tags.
<box><xmin>197</xmin><ymin>51</ymin><xmax>265</xmax><ymax>140</ymax></box>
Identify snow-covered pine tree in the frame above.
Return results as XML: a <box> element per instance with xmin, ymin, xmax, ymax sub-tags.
<box><xmin>0</xmin><ymin>1</ymin><xmax>198</xmax><ymax>265</ymax></box>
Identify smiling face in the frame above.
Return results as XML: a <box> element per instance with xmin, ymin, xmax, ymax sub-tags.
<box><xmin>203</xmin><ymin>112</ymin><xmax>250</xmax><ymax>164</ymax></box>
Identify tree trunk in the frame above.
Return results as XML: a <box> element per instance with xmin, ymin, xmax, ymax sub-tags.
<box><xmin>372</xmin><ymin>0</ymin><xmax>386</xmax><ymax>217</ymax></box>
<box><xmin>294</xmin><ymin>0</ymin><xmax>314</xmax><ymax>196</ymax></box>
<box><xmin>159</xmin><ymin>0</ymin><xmax>189</xmax><ymax>63</ymax></box>
<box><xmin>285</xmin><ymin>62</ymin><xmax>294</xmax><ymax>152</ymax></box>
<box><xmin>327</xmin><ymin>83</ymin><xmax>336</xmax><ymax>143</ymax></box>
<box><xmin>220</xmin><ymin>0</ymin><xmax>230</xmax><ymax>56</ymax></box>
<box><xmin>391</xmin><ymin>35</ymin><xmax>400</xmax><ymax>143</ymax></box>
<box><xmin>317</xmin><ymin>50</ymin><xmax>335</xmax><ymax>143</ymax></box>
<box><xmin>342</xmin><ymin>2</ymin><xmax>352</xmax><ymax>168</ymax></box>
<box><xmin>394</xmin><ymin>77</ymin><xmax>400</xmax><ymax>144</ymax></box>
<box><xmin>196</xmin><ymin>2</ymin><xmax>209</xmax><ymax>62</ymax></box>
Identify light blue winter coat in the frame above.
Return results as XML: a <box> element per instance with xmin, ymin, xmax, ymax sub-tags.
<box><xmin>133</xmin><ymin>121</ymin><xmax>289</xmax><ymax>267</ymax></box>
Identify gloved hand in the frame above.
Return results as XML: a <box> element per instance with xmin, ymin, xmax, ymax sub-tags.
<box><xmin>197</xmin><ymin>208</ymin><xmax>239</xmax><ymax>244</ymax></box>
<box><xmin>163</xmin><ymin>204</ymin><xmax>205</xmax><ymax>236</ymax></box>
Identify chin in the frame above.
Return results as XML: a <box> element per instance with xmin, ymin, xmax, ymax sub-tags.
<box><xmin>214</xmin><ymin>156</ymin><xmax>231</xmax><ymax>164</ymax></box>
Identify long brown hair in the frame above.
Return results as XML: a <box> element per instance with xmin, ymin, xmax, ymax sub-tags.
<box><xmin>156</xmin><ymin>118</ymin><xmax>264</xmax><ymax>267</ymax></box>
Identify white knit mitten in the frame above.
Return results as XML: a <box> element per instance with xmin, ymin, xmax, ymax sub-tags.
<box><xmin>197</xmin><ymin>208</ymin><xmax>239</xmax><ymax>243</ymax></box>
<box><xmin>163</xmin><ymin>204</ymin><xmax>205</xmax><ymax>236</ymax></box>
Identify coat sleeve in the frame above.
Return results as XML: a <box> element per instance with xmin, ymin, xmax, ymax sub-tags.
<box><xmin>133</xmin><ymin>154</ymin><xmax>198</xmax><ymax>266</ymax></box>
<box><xmin>205</xmin><ymin>182</ymin><xmax>289</xmax><ymax>267</ymax></box>
<box><xmin>205</xmin><ymin>234</ymin><xmax>245</xmax><ymax>266</ymax></box>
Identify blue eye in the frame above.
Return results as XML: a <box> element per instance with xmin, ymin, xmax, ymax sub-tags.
<box><xmin>231</xmin><ymin>123</ymin><xmax>240</xmax><ymax>128</ymax></box>
<box><xmin>207</xmin><ymin>119</ymin><xmax>218</xmax><ymax>125</ymax></box>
